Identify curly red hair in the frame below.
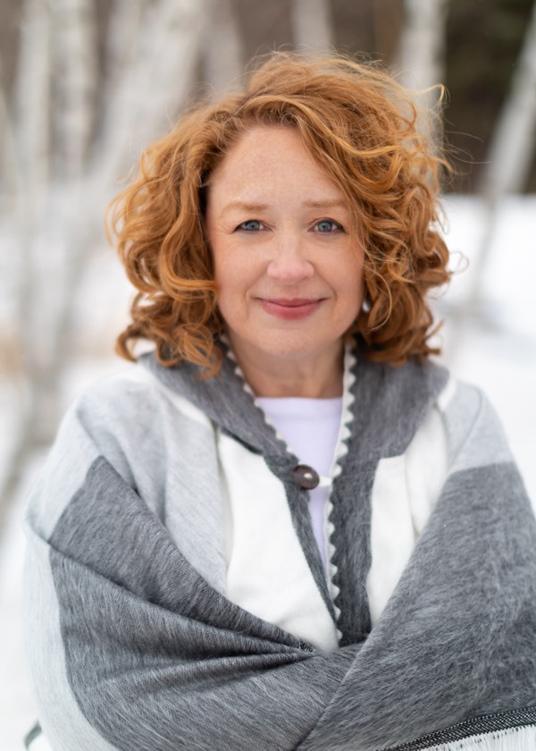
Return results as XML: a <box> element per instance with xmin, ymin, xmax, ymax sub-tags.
<box><xmin>107</xmin><ymin>50</ymin><xmax>454</xmax><ymax>379</ymax></box>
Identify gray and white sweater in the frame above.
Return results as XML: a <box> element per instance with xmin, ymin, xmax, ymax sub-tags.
<box><xmin>23</xmin><ymin>333</ymin><xmax>536</xmax><ymax>750</ymax></box>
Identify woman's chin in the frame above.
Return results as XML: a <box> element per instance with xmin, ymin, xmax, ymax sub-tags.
<box><xmin>237</xmin><ymin>329</ymin><xmax>341</xmax><ymax>359</ymax></box>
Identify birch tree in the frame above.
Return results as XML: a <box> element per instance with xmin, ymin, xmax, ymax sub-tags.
<box><xmin>37</xmin><ymin>0</ymin><xmax>99</xmax><ymax>407</ymax></box>
<box><xmin>395</xmin><ymin>0</ymin><xmax>449</xmax><ymax>149</ymax></box>
<box><xmin>202</xmin><ymin>0</ymin><xmax>243</xmax><ymax>97</ymax></box>
<box><xmin>53</xmin><ymin>0</ymin><xmax>97</xmax><ymax>177</ymax></box>
<box><xmin>0</xmin><ymin>0</ymin><xmax>209</xmax><ymax>526</ymax></box>
<box><xmin>466</xmin><ymin>1</ymin><xmax>536</xmax><ymax>308</ymax></box>
<box><xmin>101</xmin><ymin>0</ymin><xmax>148</xmax><ymax>122</ymax></box>
<box><xmin>291</xmin><ymin>0</ymin><xmax>334</xmax><ymax>54</ymax></box>
<box><xmin>47</xmin><ymin>0</ymin><xmax>208</xmax><ymax>383</ymax></box>
<box><xmin>94</xmin><ymin>0</ymin><xmax>207</xmax><ymax>186</ymax></box>
<box><xmin>0</xmin><ymin>0</ymin><xmax>52</xmax><ymax>525</ymax></box>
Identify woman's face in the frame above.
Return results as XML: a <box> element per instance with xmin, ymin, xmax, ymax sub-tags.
<box><xmin>205</xmin><ymin>124</ymin><xmax>365</xmax><ymax>363</ymax></box>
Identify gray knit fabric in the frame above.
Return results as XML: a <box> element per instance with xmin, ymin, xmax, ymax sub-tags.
<box><xmin>23</xmin><ymin>333</ymin><xmax>536</xmax><ymax>750</ymax></box>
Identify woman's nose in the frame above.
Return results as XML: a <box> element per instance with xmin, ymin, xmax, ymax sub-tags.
<box><xmin>265</xmin><ymin>235</ymin><xmax>314</xmax><ymax>281</ymax></box>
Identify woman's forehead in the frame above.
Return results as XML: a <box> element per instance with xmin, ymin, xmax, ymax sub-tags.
<box><xmin>207</xmin><ymin>132</ymin><xmax>347</xmax><ymax>202</ymax></box>
<box><xmin>209</xmin><ymin>125</ymin><xmax>326</xmax><ymax>178</ymax></box>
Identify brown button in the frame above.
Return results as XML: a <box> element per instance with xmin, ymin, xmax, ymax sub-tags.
<box><xmin>291</xmin><ymin>464</ymin><xmax>320</xmax><ymax>490</ymax></box>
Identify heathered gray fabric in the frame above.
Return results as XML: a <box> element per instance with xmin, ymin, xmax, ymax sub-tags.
<box><xmin>27</xmin><ymin>370</ymin><xmax>229</xmax><ymax>593</ymax></box>
<box><xmin>322</xmin><ymin>355</ymin><xmax>450</xmax><ymax>645</ymax></box>
<box><xmin>298</xmin><ymin>462</ymin><xmax>536</xmax><ymax>750</ymax></box>
<box><xmin>23</xmin><ymin>528</ymin><xmax>118</xmax><ymax>751</ymax></box>
<box><xmin>139</xmin><ymin>335</ymin><xmax>451</xmax><ymax>647</ymax></box>
<box><xmin>141</xmin><ymin>336</ymin><xmax>342</xmax><ymax>625</ymax></box>
<box><xmin>47</xmin><ymin>456</ymin><xmax>358</xmax><ymax>750</ymax></box>
<box><xmin>23</xmin><ymin>332</ymin><xmax>536</xmax><ymax>750</ymax></box>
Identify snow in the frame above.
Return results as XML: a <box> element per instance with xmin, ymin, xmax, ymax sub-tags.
<box><xmin>0</xmin><ymin>194</ymin><xmax>535</xmax><ymax>749</ymax></box>
<box><xmin>0</xmin><ymin>455</ymin><xmax>43</xmax><ymax>750</ymax></box>
<box><xmin>436</xmin><ymin>194</ymin><xmax>536</xmax><ymax>502</ymax></box>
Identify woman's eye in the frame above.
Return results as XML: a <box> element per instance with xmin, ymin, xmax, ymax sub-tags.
<box><xmin>235</xmin><ymin>219</ymin><xmax>264</xmax><ymax>232</ymax></box>
<box><xmin>234</xmin><ymin>219</ymin><xmax>344</xmax><ymax>233</ymax></box>
<box><xmin>314</xmin><ymin>219</ymin><xmax>344</xmax><ymax>233</ymax></box>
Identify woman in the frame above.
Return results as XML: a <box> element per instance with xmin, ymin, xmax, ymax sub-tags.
<box><xmin>23</xmin><ymin>51</ymin><xmax>536</xmax><ymax>750</ymax></box>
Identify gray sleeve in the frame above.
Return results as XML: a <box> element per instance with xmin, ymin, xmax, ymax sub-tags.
<box><xmin>23</xmin><ymin>394</ymin><xmax>360</xmax><ymax>751</ymax></box>
<box><xmin>296</xmin><ymin>384</ymin><xmax>536</xmax><ymax>749</ymax></box>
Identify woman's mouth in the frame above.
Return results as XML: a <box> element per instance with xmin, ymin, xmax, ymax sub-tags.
<box><xmin>257</xmin><ymin>298</ymin><xmax>326</xmax><ymax>320</ymax></box>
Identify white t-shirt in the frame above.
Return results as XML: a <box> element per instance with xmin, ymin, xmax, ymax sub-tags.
<box><xmin>254</xmin><ymin>395</ymin><xmax>343</xmax><ymax>571</ymax></box>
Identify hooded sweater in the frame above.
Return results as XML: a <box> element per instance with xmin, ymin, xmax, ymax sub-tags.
<box><xmin>22</xmin><ymin>333</ymin><xmax>536</xmax><ymax>750</ymax></box>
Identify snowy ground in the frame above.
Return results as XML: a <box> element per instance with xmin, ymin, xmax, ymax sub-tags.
<box><xmin>0</xmin><ymin>195</ymin><xmax>535</xmax><ymax>749</ymax></box>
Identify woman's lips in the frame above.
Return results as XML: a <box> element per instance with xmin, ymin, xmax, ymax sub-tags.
<box><xmin>258</xmin><ymin>298</ymin><xmax>325</xmax><ymax>320</ymax></box>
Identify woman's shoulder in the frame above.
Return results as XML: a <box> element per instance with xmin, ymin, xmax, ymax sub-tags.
<box><xmin>58</xmin><ymin>358</ymin><xmax>216</xmax><ymax>476</ymax></box>
<box><xmin>425</xmin><ymin>365</ymin><xmax>513</xmax><ymax>474</ymax></box>
<box><xmin>405</xmin><ymin>364</ymin><xmax>524</xmax><ymax>533</ymax></box>
<box><xmin>417</xmin><ymin>356</ymin><xmax>497</xmax><ymax>427</ymax></box>
<box><xmin>65</xmin><ymin>357</ymin><xmax>212</xmax><ymax>432</ymax></box>
<box><xmin>25</xmin><ymin>359</ymin><xmax>218</xmax><ymax>538</ymax></box>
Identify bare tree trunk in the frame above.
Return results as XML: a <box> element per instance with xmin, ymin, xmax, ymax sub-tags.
<box><xmin>2</xmin><ymin>0</ymin><xmax>99</xmax><ymax>529</ymax></box>
<box><xmin>14</xmin><ymin>0</ymin><xmax>51</xmax><ymax>194</ymax></box>
<box><xmin>0</xmin><ymin>0</ymin><xmax>208</xmax><ymax>529</ymax></box>
<box><xmin>12</xmin><ymin>0</ymin><xmax>52</xmax><ymax>438</ymax></box>
<box><xmin>0</xmin><ymin>59</ymin><xmax>20</xmax><ymax>212</ymax></box>
<box><xmin>395</xmin><ymin>0</ymin><xmax>449</xmax><ymax>148</ymax></box>
<box><xmin>0</xmin><ymin>0</ymin><xmax>51</xmax><ymax>533</ymax></box>
<box><xmin>94</xmin><ymin>0</ymin><xmax>207</xmax><ymax>186</ymax></box>
<box><xmin>23</xmin><ymin>0</ymin><xmax>100</xmax><ymax>441</ymax></box>
<box><xmin>12</xmin><ymin>0</ymin><xmax>99</xmax><ymax>451</ymax></box>
<box><xmin>105</xmin><ymin>0</ymin><xmax>148</xmax><ymax>74</ymax></box>
<box><xmin>396</xmin><ymin>0</ymin><xmax>449</xmax><ymax>89</ymax></box>
<box><xmin>480</xmin><ymin>3</ymin><xmax>536</xmax><ymax>198</ymax></box>
<box><xmin>39</xmin><ymin>0</ymin><xmax>207</xmax><ymax>412</ymax></box>
<box><xmin>466</xmin><ymin>1</ymin><xmax>536</xmax><ymax>308</ymax></box>
<box><xmin>202</xmin><ymin>0</ymin><xmax>243</xmax><ymax>97</ymax></box>
<box><xmin>45</xmin><ymin>0</ymin><xmax>207</xmax><ymax>423</ymax></box>
<box><xmin>52</xmin><ymin>0</ymin><xmax>98</xmax><ymax>176</ymax></box>
<box><xmin>291</xmin><ymin>0</ymin><xmax>334</xmax><ymax>54</ymax></box>
<box><xmin>98</xmin><ymin>0</ymin><xmax>148</xmax><ymax>146</ymax></box>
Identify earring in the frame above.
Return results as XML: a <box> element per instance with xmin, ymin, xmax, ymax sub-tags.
<box><xmin>361</xmin><ymin>297</ymin><xmax>371</xmax><ymax>313</ymax></box>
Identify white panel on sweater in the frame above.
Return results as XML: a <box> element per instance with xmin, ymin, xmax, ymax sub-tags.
<box><xmin>220</xmin><ymin>396</ymin><xmax>451</xmax><ymax>649</ymax></box>
<box><xmin>367</xmin><ymin>403</ymin><xmax>449</xmax><ymax>624</ymax></box>
<box><xmin>366</xmin><ymin>453</ymin><xmax>416</xmax><ymax>625</ymax></box>
<box><xmin>217</xmin><ymin>429</ymin><xmax>340</xmax><ymax>653</ymax></box>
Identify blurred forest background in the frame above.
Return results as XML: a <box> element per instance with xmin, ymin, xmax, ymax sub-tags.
<box><xmin>1</xmin><ymin>1</ymin><xmax>535</xmax><ymax>748</ymax></box>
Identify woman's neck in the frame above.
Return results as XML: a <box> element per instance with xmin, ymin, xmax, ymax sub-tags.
<box><xmin>224</xmin><ymin>334</ymin><xmax>345</xmax><ymax>398</ymax></box>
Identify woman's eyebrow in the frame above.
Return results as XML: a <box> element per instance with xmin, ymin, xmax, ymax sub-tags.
<box><xmin>221</xmin><ymin>198</ymin><xmax>348</xmax><ymax>214</ymax></box>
